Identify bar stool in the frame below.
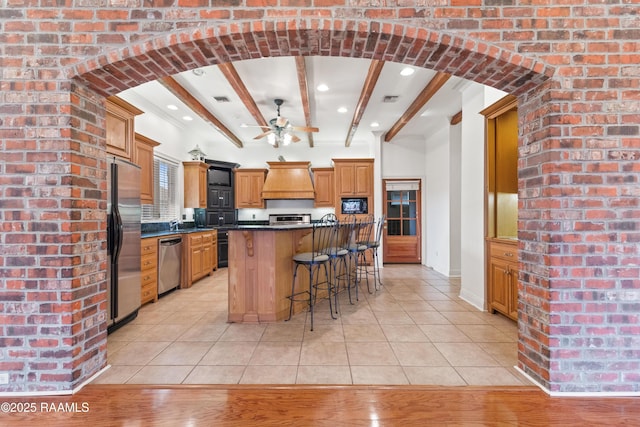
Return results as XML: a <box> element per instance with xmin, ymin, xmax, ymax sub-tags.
<box><xmin>286</xmin><ymin>219</ymin><xmax>332</xmax><ymax>331</ymax></box>
<box><xmin>320</xmin><ymin>214</ymin><xmax>350</xmax><ymax>316</ymax></box>
<box><xmin>343</xmin><ymin>215</ymin><xmax>372</xmax><ymax>303</ymax></box>
<box><xmin>361</xmin><ymin>215</ymin><xmax>385</xmax><ymax>291</ymax></box>
<box><xmin>355</xmin><ymin>215</ymin><xmax>376</xmax><ymax>294</ymax></box>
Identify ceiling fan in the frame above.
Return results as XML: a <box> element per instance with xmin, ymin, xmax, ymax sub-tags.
<box><xmin>252</xmin><ymin>99</ymin><xmax>319</xmax><ymax>146</ymax></box>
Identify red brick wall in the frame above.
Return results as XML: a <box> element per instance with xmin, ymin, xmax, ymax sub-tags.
<box><xmin>1</xmin><ymin>2</ymin><xmax>638</xmax><ymax>393</ymax></box>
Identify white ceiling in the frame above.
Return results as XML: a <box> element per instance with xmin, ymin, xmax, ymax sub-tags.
<box><xmin>118</xmin><ymin>56</ymin><xmax>467</xmax><ymax>149</ymax></box>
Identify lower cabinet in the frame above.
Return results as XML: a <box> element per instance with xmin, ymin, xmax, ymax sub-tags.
<box><xmin>140</xmin><ymin>237</ymin><xmax>158</xmax><ymax>305</ymax></box>
<box><xmin>487</xmin><ymin>239</ymin><xmax>518</xmax><ymax>321</ymax></box>
<box><xmin>183</xmin><ymin>230</ymin><xmax>218</xmax><ymax>288</ymax></box>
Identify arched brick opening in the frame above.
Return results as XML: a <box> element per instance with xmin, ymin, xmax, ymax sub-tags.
<box><xmin>62</xmin><ymin>19</ymin><xmax>554</xmax><ymax>393</ymax></box>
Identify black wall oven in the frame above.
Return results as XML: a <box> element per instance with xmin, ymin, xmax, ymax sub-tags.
<box><xmin>204</xmin><ymin>159</ymin><xmax>238</xmax><ymax>268</ymax></box>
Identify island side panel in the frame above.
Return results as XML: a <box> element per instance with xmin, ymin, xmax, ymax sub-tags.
<box><xmin>228</xmin><ymin>230</ymin><xmax>253</xmax><ymax>322</ymax></box>
<box><xmin>228</xmin><ymin>227</ymin><xmax>319</xmax><ymax>323</ymax></box>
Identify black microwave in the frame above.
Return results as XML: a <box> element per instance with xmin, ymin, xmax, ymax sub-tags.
<box><xmin>341</xmin><ymin>198</ymin><xmax>368</xmax><ymax>215</ymax></box>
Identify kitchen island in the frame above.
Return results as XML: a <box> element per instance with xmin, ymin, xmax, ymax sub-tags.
<box><xmin>228</xmin><ymin>224</ymin><xmax>326</xmax><ymax>323</ymax></box>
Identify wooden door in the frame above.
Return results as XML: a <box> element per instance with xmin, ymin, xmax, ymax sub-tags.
<box><xmin>383</xmin><ymin>180</ymin><xmax>421</xmax><ymax>263</ymax></box>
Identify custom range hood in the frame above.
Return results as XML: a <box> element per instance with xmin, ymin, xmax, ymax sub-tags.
<box><xmin>261</xmin><ymin>161</ymin><xmax>315</xmax><ymax>200</ymax></box>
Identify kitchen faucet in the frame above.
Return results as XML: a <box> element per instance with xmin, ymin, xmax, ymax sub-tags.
<box><xmin>169</xmin><ymin>219</ymin><xmax>179</xmax><ymax>232</ymax></box>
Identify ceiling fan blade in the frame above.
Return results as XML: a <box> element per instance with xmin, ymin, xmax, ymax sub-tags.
<box><xmin>291</xmin><ymin>126</ymin><xmax>319</xmax><ymax>133</ymax></box>
<box><xmin>253</xmin><ymin>130</ymin><xmax>273</xmax><ymax>140</ymax></box>
<box><xmin>291</xmin><ymin>134</ymin><xmax>301</xmax><ymax>143</ymax></box>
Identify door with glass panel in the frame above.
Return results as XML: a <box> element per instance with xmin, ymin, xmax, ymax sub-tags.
<box><xmin>383</xmin><ymin>180</ymin><xmax>421</xmax><ymax>263</ymax></box>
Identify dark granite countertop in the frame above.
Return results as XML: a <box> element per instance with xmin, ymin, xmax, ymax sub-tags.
<box><xmin>230</xmin><ymin>224</ymin><xmax>315</xmax><ymax>231</ymax></box>
<box><xmin>141</xmin><ymin>227</ymin><xmax>218</xmax><ymax>239</ymax></box>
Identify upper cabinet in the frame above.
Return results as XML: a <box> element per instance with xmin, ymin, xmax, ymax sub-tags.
<box><xmin>183</xmin><ymin>161</ymin><xmax>208</xmax><ymax>208</ymax></box>
<box><xmin>482</xmin><ymin>95</ymin><xmax>518</xmax><ymax>240</ymax></box>
<box><xmin>312</xmin><ymin>167</ymin><xmax>334</xmax><ymax>208</ymax></box>
<box><xmin>105</xmin><ymin>96</ymin><xmax>143</xmax><ymax>161</ymax></box>
<box><xmin>235</xmin><ymin>169</ymin><xmax>267</xmax><ymax>208</ymax></box>
<box><xmin>333</xmin><ymin>158</ymin><xmax>373</xmax><ymax>197</ymax></box>
<box><xmin>133</xmin><ymin>133</ymin><xmax>160</xmax><ymax>205</ymax></box>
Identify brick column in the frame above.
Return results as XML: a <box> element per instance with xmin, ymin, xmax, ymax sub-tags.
<box><xmin>0</xmin><ymin>81</ymin><xmax>107</xmax><ymax>392</ymax></box>
<box><xmin>518</xmin><ymin>73</ymin><xmax>640</xmax><ymax>392</ymax></box>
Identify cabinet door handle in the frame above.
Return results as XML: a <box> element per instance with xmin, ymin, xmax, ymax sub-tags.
<box><xmin>505</xmin><ymin>252</ymin><xmax>513</xmax><ymax>257</ymax></box>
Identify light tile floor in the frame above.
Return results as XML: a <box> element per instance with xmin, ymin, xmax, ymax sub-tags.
<box><xmin>95</xmin><ymin>264</ymin><xmax>530</xmax><ymax>386</ymax></box>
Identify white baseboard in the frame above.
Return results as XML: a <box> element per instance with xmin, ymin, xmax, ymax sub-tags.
<box><xmin>458</xmin><ymin>289</ymin><xmax>484</xmax><ymax>311</ymax></box>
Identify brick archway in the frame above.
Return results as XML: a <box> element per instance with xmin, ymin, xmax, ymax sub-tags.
<box><xmin>16</xmin><ymin>8</ymin><xmax>640</xmax><ymax>394</ymax></box>
<box><xmin>70</xmin><ymin>20</ymin><xmax>552</xmax><ymax>97</ymax></box>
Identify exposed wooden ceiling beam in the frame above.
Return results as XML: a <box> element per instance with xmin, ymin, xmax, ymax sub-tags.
<box><xmin>345</xmin><ymin>59</ymin><xmax>385</xmax><ymax>147</ymax></box>
<box><xmin>384</xmin><ymin>72</ymin><xmax>452</xmax><ymax>143</ymax></box>
<box><xmin>159</xmin><ymin>76</ymin><xmax>244</xmax><ymax>148</ymax></box>
<box><xmin>295</xmin><ymin>56</ymin><xmax>314</xmax><ymax>147</ymax></box>
<box><xmin>218</xmin><ymin>62</ymin><xmax>269</xmax><ymax>129</ymax></box>
<box><xmin>450</xmin><ymin>110</ymin><xmax>462</xmax><ymax>125</ymax></box>
<box><xmin>218</xmin><ymin>62</ymin><xmax>277</xmax><ymax>147</ymax></box>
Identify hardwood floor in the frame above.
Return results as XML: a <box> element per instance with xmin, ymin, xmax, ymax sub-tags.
<box><xmin>1</xmin><ymin>384</ymin><xmax>638</xmax><ymax>426</ymax></box>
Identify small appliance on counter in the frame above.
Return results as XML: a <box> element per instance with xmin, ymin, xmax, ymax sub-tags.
<box><xmin>194</xmin><ymin>208</ymin><xmax>206</xmax><ymax>228</ymax></box>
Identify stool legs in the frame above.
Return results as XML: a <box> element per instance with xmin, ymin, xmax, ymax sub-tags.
<box><xmin>288</xmin><ymin>261</ymin><xmax>333</xmax><ymax>332</ymax></box>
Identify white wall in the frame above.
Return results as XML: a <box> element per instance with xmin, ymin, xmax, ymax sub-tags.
<box><xmin>449</xmin><ymin>123</ymin><xmax>462</xmax><ymax>276</ymax></box>
<box><xmin>424</xmin><ymin>125</ymin><xmax>451</xmax><ymax>275</ymax></box>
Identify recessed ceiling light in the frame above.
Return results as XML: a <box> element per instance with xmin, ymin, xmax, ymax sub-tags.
<box><xmin>400</xmin><ymin>67</ymin><xmax>415</xmax><ymax>76</ymax></box>
<box><xmin>167</xmin><ymin>104</ymin><xmax>178</xmax><ymax>110</ymax></box>
<box><xmin>337</xmin><ymin>107</ymin><xmax>348</xmax><ymax>113</ymax></box>
<box><xmin>182</xmin><ymin>116</ymin><xmax>193</xmax><ymax>121</ymax></box>
<box><xmin>371</xmin><ymin>122</ymin><xmax>380</xmax><ymax>128</ymax></box>
<box><xmin>317</xmin><ymin>84</ymin><xmax>329</xmax><ymax>92</ymax></box>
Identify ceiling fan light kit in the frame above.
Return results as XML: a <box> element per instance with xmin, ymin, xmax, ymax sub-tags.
<box><xmin>252</xmin><ymin>98</ymin><xmax>318</xmax><ymax>147</ymax></box>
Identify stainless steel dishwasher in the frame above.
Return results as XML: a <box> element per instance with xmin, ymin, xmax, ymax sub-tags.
<box><xmin>158</xmin><ymin>236</ymin><xmax>182</xmax><ymax>296</ymax></box>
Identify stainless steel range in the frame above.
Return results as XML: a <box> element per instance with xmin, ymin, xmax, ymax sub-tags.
<box><xmin>268</xmin><ymin>213</ymin><xmax>312</xmax><ymax>226</ymax></box>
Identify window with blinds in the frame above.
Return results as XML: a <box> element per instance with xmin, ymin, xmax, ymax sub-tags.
<box><xmin>141</xmin><ymin>155</ymin><xmax>179</xmax><ymax>222</ymax></box>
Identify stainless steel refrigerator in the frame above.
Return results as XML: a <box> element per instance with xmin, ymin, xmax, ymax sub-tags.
<box><xmin>107</xmin><ymin>157</ymin><xmax>142</xmax><ymax>333</ymax></box>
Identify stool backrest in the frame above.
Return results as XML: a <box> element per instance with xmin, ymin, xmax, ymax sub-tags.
<box><xmin>314</xmin><ymin>214</ymin><xmax>339</xmax><ymax>255</ymax></box>
<box><xmin>374</xmin><ymin>215</ymin><xmax>386</xmax><ymax>245</ymax></box>
<box><xmin>356</xmin><ymin>215</ymin><xmax>375</xmax><ymax>245</ymax></box>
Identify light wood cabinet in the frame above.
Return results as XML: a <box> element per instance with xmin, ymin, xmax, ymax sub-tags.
<box><xmin>133</xmin><ymin>133</ymin><xmax>159</xmax><ymax>205</ymax></box>
<box><xmin>234</xmin><ymin>169</ymin><xmax>267</xmax><ymax>208</ymax></box>
<box><xmin>487</xmin><ymin>239</ymin><xmax>518</xmax><ymax>321</ymax></box>
<box><xmin>312</xmin><ymin>167</ymin><xmax>334</xmax><ymax>207</ymax></box>
<box><xmin>183</xmin><ymin>230</ymin><xmax>217</xmax><ymax>288</ymax></box>
<box><xmin>183</xmin><ymin>161</ymin><xmax>208</xmax><ymax>208</ymax></box>
<box><xmin>140</xmin><ymin>237</ymin><xmax>158</xmax><ymax>305</ymax></box>
<box><xmin>332</xmin><ymin>158</ymin><xmax>374</xmax><ymax>219</ymax></box>
<box><xmin>105</xmin><ymin>96</ymin><xmax>143</xmax><ymax>161</ymax></box>
<box><xmin>333</xmin><ymin>158</ymin><xmax>373</xmax><ymax>197</ymax></box>
<box><xmin>482</xmin><ymin>95</ymin><xmax>519</xmax><ymax>322</ymax></box>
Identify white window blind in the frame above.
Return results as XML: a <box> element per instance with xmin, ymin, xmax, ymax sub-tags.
<box><xmin>141</xmin><ymin>155</ymin><xmax>179</xmax><ymax>222</ymax></box>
